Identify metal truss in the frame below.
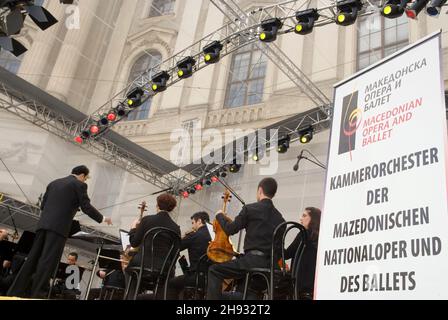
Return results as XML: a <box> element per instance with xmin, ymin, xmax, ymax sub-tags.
<box><xmin>176</xmin><ymin>104</ymin><xmax>332</xmax><ymax>191</ymax></box>
<box><xmin>0</xmin><ymin>81</ymin><xmax>184</xmax><ymax>190</ymax></box>
<box><xmin>0</xmin><ymin>194</ymin><xmax>119</xmax><ymax>243</ymax></box>
<box><xmin>78</xmin><ymin>0</ymin><xmax>381</xmax><ymax>137</ymax></box>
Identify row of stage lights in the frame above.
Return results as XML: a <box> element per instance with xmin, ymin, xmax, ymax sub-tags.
<box><xmin>75</xmin><ymin>0</ymin><xmax>443</xmax><ymax>143</ymax></box>
<box><xmin>179</xmin><ymin>126</ymin><xmax>314</xmax><ymax>198</ymax></box>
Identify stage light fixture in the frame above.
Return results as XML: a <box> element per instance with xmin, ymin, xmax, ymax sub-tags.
<box><xmin>426</xmin><ymin>0</ymin><xmax>447</xmax><ymax>15</ymax></box>
<box><xmin>0</xmin><ymin>35</ymin><xmax>27</xmax><ymax>56</ymax></box>
<box><xmin>126</xmin><ymin>87</ymin><xmax>144</xmax><ymax>108</ymax></box>
<box><xmin>381</xmin><ymin>0</ymin><xmax>409</xmax><ymax>18</ymax></box>
<box><xmin>295</xmin><ymin>9</ymin><xmax>319</xmax><ymax>35</ymax></box>
<box><xmin>182</xmin><ymin>190</ymin><xmax>189</xmax><ymax>199</ymax></box>
<box><xmin>90</xmin><ymin>125</ymin><xmax>99</xmax><ymax>135</ymax></box>
<box><xmin>115</xmin><ymin>105</ymin><xmax>127</xmax><ymax>117</ymax></box>
<box><xmin>229</xmin><ymin>162</ymin><xmax>241</xmax><ymax>173</ymax></box>
<box><xmin>203</xmin><ymin>41</ymin><xmax>223</xmax><ymax>64</ymax></box>
<box><xmin>259</xmin><ymin>18</ymin><xmax>283</xmax><ymax>42</ymax></box>
<box><xmin>251</xmin><ymin>148</ymin><xmax>263</xmax><ymax>162</ymax></box>
<box><xmin>205</xmin><ymin>178</ymin><xmax>212</xmax><ymax>186</ymax></box>
<box><xmin>80</xmin><ymin>130</ymin><xmax>90</xmax><ymax>139</ymax></box>
<box><xmin>74</xmin><ymin>136</ymin><xmax>83</xmax><ymax>144</ymax></box>
<box><xmin>107</xmin><ymin>112</ymin><xmax>117</xmax><ymax>122</ymax></box>
<box><xmin>189</xmin><ymin>187</ymin><xmax>196</xmax><ymax>194</ymax></box>
<box><xmin>98</xmin><ymin>116</ymin><xmax>109</xmax><ymax>126</ymax></box>
<box><xmin>151</xmin><ymin>70</ymin><xmax>170</xmax><ymax>92</ymax></box>
<box><xmin>211</xmin><ymin>176</ymin><xmax>219</xmax><ymax>183</ymax></box>
<box><xmin>406</xmin><ymin>0</ymin><xmax>430</xmax><ymax>18</ymax></box>
<box><xmin>195</xmin><ymin>182</ymin><xmax>203</xmax><ymax>191</ymax></box>
<box><xmin>177</xmin><ymin>56</ymin><xmax>196</xmax><ymax>79</ymax></box>
<box><xmin>299</xmin><ymin>126</ymin><xmax>314</xmax><ymax>144</ymax></box>
<box><xmin>277</xmin><ymin>135</ymin><xmax>291</xmax><ymax>154</ymax></box>
<box><xmin>335</xmin><ymin>0</ymin><xmax>363</xmax><ymax>26</ymax></box>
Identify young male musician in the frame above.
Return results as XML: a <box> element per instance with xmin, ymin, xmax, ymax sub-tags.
<box><xmin>167</xmin><ymin>211</ymin><xmax>212</xmax><ymax>299</ymax></box>
<box><xmin>207</xmin><ymin>177</ymin><xmax>285</xmax><ymax>300</ymax></box>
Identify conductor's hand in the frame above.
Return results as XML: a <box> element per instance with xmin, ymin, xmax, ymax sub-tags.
<box><xmin>104</xmin><ymin>217</ymin><xmax>113</xmax><ymax>225</ymax></box>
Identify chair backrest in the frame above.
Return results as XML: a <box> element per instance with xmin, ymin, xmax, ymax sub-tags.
<box><xmin>139</xmin><ymin>227</ymin><xmax>181</xmax><ymax>276</ymax></box>
<box><xmin>269</xmin><ymin>221</ymin><xmax>307</xmax><ymax>299</ymax></box>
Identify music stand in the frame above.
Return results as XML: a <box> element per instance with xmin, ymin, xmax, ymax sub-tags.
<box><xmin>70</xmin><ymin>233</ymin><xmax>119</xmax><ymax>300</ymax></box>
<box><xmin>14</xmin><ymin>231</ymin><xmax>35</xmax><ymax>255</ymax></box>
<box><xmin>0</xmin><ymin>241</ymin><xmax>16</xmax><ymax>262</ymax></box>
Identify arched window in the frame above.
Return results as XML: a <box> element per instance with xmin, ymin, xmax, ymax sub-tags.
<box><xmin>126</xmin><ymin>51</ymin><xmax>162</xmax><ymax>121</ymax></box>
<box><xmin>224</xmin><ymin>43</ymin><xmax>267</xmax><ymax>108</ymax></box>
<box><xmin>148</xmin><ymin>0</ymin><xmax>175</xmax><ymax>17</ymax></box>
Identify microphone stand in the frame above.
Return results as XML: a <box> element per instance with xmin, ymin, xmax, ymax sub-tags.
<box><xmin>300</xmin><ymin>156</ymin><xmax>327</xmax><ymax>169</ymax></box>
<box><xmin>293</xmin><ymin>150</ymin><xmax>327</xmax><ymax>171</ymax></box>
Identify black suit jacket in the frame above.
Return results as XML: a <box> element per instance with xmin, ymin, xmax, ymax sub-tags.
<box><xmin>37</xmin><ymin>175</ymin><xmax>103</xmax><ymax>238</ymax></box>
<box><xmin>217</xmin><ymin>198</ymin><xmax>285</xmax><ymax>256</ymax></box>
<box><xmin>180</xmin><ymin>225</ymin><xmax>211</xmax><ymax>272</ymax></box>
<box><xmin>128</xmin><ymin>211</ymin><xmax>181</xmax><ymax>270</ymax></box>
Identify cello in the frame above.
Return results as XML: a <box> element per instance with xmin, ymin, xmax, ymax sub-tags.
<box><xmin>207</xmin><ymin>189</ymin><xmax>238</xmax><ymax>263</ymax></box>
<box><xmin>122</xmin><ymin>201</ymin><xmax>147</xmax><ymax>264</ymax></box>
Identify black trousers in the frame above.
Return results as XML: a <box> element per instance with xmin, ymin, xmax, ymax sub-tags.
<box><xmin>167</xmin><ymin>273</ymin><xmax>199</xmax><ymax>300</ymax></box>
<box><xmin>207</xmin><ymin>254</ymin><xmax>269</xmax><ymax>300</ymax></box>
<box><xmin>7</xmin><ymin>230</ymin><xmax>66</xmax><ymax>298</ymax></box>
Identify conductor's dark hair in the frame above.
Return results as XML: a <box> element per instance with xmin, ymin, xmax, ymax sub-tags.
<box><xmin>157</xmin><ymin>193</ymin><xmax>177</xmax><ymax>212</ymax></box>
<box><xmin>258</xmin><ymin>177</ymin><xmax>278</xmax><ymax>198</ymax></box>
<box><xmin>191</xmin><ymin>211</ymin><xmax>210</xmax><ymax>224</ymax></box>
<box><xmin>68</xmin><ymin>252</ymin><xmax>78</xmax><ymax>260</ymax></box>
<box><xmin>71</xmin><ymin>165</ymin><xmax>89</xmax><ymax>176</ymax></box>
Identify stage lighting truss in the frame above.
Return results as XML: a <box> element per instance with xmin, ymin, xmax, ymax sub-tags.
<box><xmin>78</xmin><ymin>0</ymin><xmax>385</xmax><ymax>140</ymax></box>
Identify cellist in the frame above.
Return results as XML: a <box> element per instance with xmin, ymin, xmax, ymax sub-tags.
<box><xmin>206</xmin><ymin>178</ymin><xmax>285</xmax><ymax>300</ymax></box>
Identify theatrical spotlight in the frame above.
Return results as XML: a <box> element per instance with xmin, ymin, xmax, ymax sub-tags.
<box><xmin>259</xmin><ymin>18</ymin><xmax>283</xmax><ymax>42</ymax></box>
<box><xmin>177</xmin><ymin>56</ymin><xmax>196</xmax><ymax>79</ymax></box>
<box><xmin>406</xmin><ymin>0</ymin><xmax>430</xmax><ymax>18</ymax></box>
<box><xmin>195</xmin><ymin>182</ymin><xmax>203</xmax><ymax>191</ymax></box>
<box><xmin>381</xmin><ymin>0</ymin><xmax>409</xmax><ymax>18</ymax></box>
<box><xmin>188</xmin><ymin>187</ymin><xmax>196</xmax><ymax>195</ymax></box>
<box><xmin>426</xmin><ymin>0</ymin><xmax>446</xmax><ymax>15</ymax></box>
<box><xmin>126</xmin><ymin>87</ymin><xmax>144</xmax><ymax>108</ymax></box>
<box><xmin>211</xmin><ymin>176</ymin><xmax>219</xmax><ymax>183</ymax></box>
<box><xmin>203</xmin><ymin>41</ymin><xmax>223</xmax><ymax>64</ymax></box>
<box><xmin>251</xmin><ymin>148</ymin><xmax>263</xmax><ymax>161</ymax></box>
<box><xmin>229</xmin><ymin>163</ymin><xmax>241</xmax><ymax>173</ymax></box>
<box><xmin>182</xmin><ymin>190</ymin><xmax>189</xmax><ymax>199</ymax></box>
<box><xmin>335</xmin><ymin>0</ymin><xmax>363</xmax><ymax>26</ymax></box>
<box><xmin>0</xmin><ymin>34</ymin><xmax>27</xmax><ymax>56</ymax></box>
<box><xmin>299</xmin><ymin>126</ymin><xmax>314</xmax><ymax>144</ymax></box>
<box><xmin>205</xmin><ymin>178</ymin><xmax>212</xmax><ymax>186</ymax></box>
<box><xmin>114</xmin><ymin>104</ymin><xmax>127</xmax><ymax>117</ymax></box>
<box><xmin>295</xmin><ymin>9</ymin><xmax>319</xmax><ymax>35</ymax></box>
<box><xmin>151</xmin><ymin>70</ymin><xmax>170</xmax><ymax>93</ymax></box>
<box><xmin>277</xmin><ymin>135</ymin><xmax>290</xmax><ymax>154</ymax></box>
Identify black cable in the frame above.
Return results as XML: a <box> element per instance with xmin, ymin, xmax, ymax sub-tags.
<box><xmin>0</xmin><ymin>157</ymin><xmax>31</xmax><ymax>204</ymax></box>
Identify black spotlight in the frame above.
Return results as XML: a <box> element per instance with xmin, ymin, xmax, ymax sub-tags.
<box><xmin>295</xmin><ymin>9</ymin><xmax>319</xmax><ymax>35</ymax></box>
<box><xmin>0</xmin><ymin>35</ymin><xmax>27</xmax><ymax>56</ymax></box>
<box><xmin>426</xmin><ymin>0</ymin><xmax>447</xmax><ymax>16</ymax></box>
<box><xmin>229</xmin><ymin>163</ymin><xmax>241</xmax><ymax>173</ymax></box>
<box><xmin>277</xmin><ymin>135</ymin><xmax>290</xmax><ymax>154</ymax></box>
<box><xmin>203</xmin><ymin>41</ymin><xmax>223</xmax><ymax>64</ymax></box>
<box><xmin>189</xmin><ymin>187</ymin><xmax>196</xmax><ymax>194</ymax></box>
<box><xmin>299</xmin><ymin>126</ymin><xmax>314</xmax><ymax>144</ymax></box>
<box><xmin>205</xmin><ymin>178</ymin><xmax>212</xmax><ymax>186</ymax></box>
<box><xmin>177</xmin><ymin>56</ymin><xmax>196</xmax><ymax>79</ymax></box>
<box><xmin>381</xmin><ymin>0</ymin><xmax>409</xmax><ymax>18</ymax></box>
<box><xmin>251</xmin><ymin>147</ymin><xmax>263</xmax><ymax>161</ymax></box>
<box><xmin>406</xmin><ymin>0</ymin><xmax>430</xmax><ymax>18</ymax></box>
<box><xmin>151</xmin><ymin>70</ymin><xmax>170</xmax><ymax>93</ymax></box>
<box><xmin>126</xmin><ymin>87</ymin><xmax>144</xmax><ymax>108</ymax></box>
<box><xmin>335</xmin><ymin>0</ymin><xmax>363</xmax><ymax>26</ymax></box>
<box><xmin>26</xmin><ymin>4</ymin><xmax>58</xmax><ymax>31</ymax></box>
<box><xmin>115</xmin><ymin>104</ymin><xmax>127</xmax><ymax>117</ymax></box>
<box><xmin>259</xmin><ymin>18</ymin><xmax>283</xmax><ymax>42</ymax></box>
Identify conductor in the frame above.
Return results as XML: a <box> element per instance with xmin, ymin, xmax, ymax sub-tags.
<box><xmin>7</xmin><ymin>165</ymin><xmax>112</xmax><ymax>298</ymax></box>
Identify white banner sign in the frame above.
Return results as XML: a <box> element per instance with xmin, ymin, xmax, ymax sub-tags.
<box><xmin>315</xmin><ymin>32</ymin><xmax>448</xmax><ymax>299</ymax></box>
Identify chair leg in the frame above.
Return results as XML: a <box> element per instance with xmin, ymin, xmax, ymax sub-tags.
<box><xmin>134</xmin><ymin>271</ymin><xmax>143</xmax><ymax>301</ymax></box>
<box><xmin>109</xmin><ymin>289</ymin><xmax>115</xmax><ymax>300</ymax></box>
<box><xmin>242</xmin><ymin>272</ymin><xmax>251</xmax><ymax>300</ymax></box>
<box><xmin>124</xmin><ymin>272</ymin><xmax>135</xmax><ymax>300</ymax></box>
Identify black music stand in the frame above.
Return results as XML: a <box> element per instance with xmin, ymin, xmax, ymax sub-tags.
<box><xmin>71</xmin><ymin>233</ymin><xmax>119</xmax><ymax>300</ymax></box>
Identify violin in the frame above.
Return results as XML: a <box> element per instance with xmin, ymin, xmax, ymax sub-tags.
<box><xmin>207</xmin><ymin>189</ymin><xmax>238</xmax><ymax>263</ymax></box>
<box><xmin>123</xmin><ymin>201</ymin><xmax>147</xmax><ymax>263</ymax></box>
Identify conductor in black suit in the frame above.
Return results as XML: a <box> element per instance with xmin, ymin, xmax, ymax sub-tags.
<box><xmin>7</xmin><ymin>165</ymin><xmax>113</xmax><ymax>298</ymax></box>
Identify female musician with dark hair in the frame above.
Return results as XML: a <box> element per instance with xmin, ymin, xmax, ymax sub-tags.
<box><xmin>284</xmin><ymin>207</ymin><xmax>321</xmax><ymax>300</ymax></box>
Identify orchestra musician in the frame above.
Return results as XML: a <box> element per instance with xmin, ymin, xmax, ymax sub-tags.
<box><xmin>125</xmin><ymin>193</ymin><xmax>181</xmax><ymax>299</ymax></box>
<box><xmin>167</xmin><ymin>211</ymin><xmax>212</xmax><ymax>299</ymax></box>
<box><xmin>284</xmin><ymin>207</ymin><xmax>321</xmax><ymax>300</ymax></box>
<box><xmin>7</xmin><ymin>165</ymin><xmax>112</xmax><ymax>298</ymax></box>
<box><xmin>207</xmin><ymin>177</ymin><xmax>285</xmax><ymax>300</ymax></box>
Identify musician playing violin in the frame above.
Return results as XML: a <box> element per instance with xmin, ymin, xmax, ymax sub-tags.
<box><xmin>207</xmin><ymin>178</ymin><xmax>285</xmax><ymax>300</ymax></box>
<box><xmin>167</xmin><ymin>211</ymin><xmax>212</xmax><ymax>299</ymax></box>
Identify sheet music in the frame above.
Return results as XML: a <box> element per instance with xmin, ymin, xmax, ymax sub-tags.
<box><xmin>120</xmin><ymin>230</ymin><xmax>130</xmax><ymax>251</ymax></box>
<box><xmin>206</xmin><ymin>222</ymin><xmax>215</xmax><ymax>240</ymax></box>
